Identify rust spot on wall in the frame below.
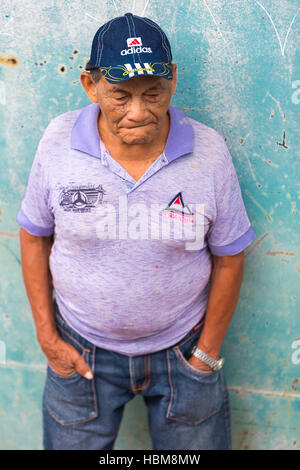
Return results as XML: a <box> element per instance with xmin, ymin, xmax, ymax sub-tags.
<box><xmin>0</xmin><ymin>55</ymin><xmax>18</xmax><ymax>66</ymax></box>
<box><xmin>291</xmin><ymin>379</ymin><xmax>298</xmax><ymax>392</ymax></box>
<box><xmin>239</xmin><ymin>337</ymin><xmax>249</xmax><ymax>342</ymax></box>
<box><xmin>0</xmin><ymin>231</ymin><xmax>19</xmax><ymax>238</ymax></box>
<box><xmin>245</xmin><ymin>232</ymin><xmax>269</xmax><ymax>257</ymax></box>
<box><xmin>239</xmin><ymin>430</ymin><xmax>250</xmax><ymax>450</ymax></box>
<box><xmin>266</xmin><ymin>251</ymin><xmax>295</xmax><ymax>257</ymax></box>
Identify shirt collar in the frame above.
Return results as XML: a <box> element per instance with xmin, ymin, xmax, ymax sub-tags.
<box><xmin>70</xmin><ymin>102</ymin><xmax>194</xmax><ymax>163</ymax></box>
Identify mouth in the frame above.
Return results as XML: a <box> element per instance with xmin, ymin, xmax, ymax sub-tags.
<box><xmin>121</xmin><ymin>122</ymin><xmax>155</xmax><ymax>129</ymax></box>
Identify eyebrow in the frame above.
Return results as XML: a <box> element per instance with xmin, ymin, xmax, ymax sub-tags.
<box><xmin>110</xmin><ymin>82</ymin><xmax>163</xmax><ymax>94</ymax></box>
<box><xmin>146</xmin><ymin>84</ymin><xmax>163</xmax><ymax>91</ymax></box>
<box><xmin>111</xmin><ymin>87</ymin><xmax>127</xmax><ymax>93</ymax></box>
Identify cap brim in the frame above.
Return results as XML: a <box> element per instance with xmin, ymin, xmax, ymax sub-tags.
<box><xmin>98</xmin><ymin>62</ymin><xmax>173</xmax><ymax>83</ymax></box>
<box><xmin>85</xmin><ymin>61</ymin><xmax>95</xmax><ymax>71</ymax></box>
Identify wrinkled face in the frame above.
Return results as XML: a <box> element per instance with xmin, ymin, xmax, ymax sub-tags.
<box><xmin>92</xmin><ymin>67</ymin><xmax>177</xmax><ymax>145</ymax></box>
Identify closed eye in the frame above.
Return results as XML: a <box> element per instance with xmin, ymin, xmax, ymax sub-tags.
<box><xmin>146</xmin><ymin>94</ymin><xmax>159</xmax><ymax>100</ymax></box>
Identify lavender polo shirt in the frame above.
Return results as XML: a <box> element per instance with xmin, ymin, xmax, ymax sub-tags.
<box><xmin>16</xmin><ymin>102</ymin><xmax>256</xmax><ymax>356</ymax></box>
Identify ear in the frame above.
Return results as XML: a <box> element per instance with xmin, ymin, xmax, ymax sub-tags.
<box><xmin>170</xmin><ymin>64</ymin><xmax>177</xmax><ymax>96</ymax></box>
<box><xmin>80</xmin><ymin>71</ymin><xmax>98</xmax><ymax>103</ymax></box>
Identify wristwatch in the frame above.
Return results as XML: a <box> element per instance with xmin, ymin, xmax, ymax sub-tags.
<box><xmin>191</xmin><ymin>346</ymin><xmax>225</xmax><ymax>371</ymax></box>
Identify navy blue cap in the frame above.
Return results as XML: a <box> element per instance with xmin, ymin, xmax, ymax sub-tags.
<box><xmin>85</xmin><ymin>12</ymin><xmax>173</xmax><ymax>83</ymax></box>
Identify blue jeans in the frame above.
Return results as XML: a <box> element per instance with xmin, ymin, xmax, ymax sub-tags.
<box><xmin>42</xmin><ymin>299</ymin><xmax>232</xmax><ymax>450</ymax></box>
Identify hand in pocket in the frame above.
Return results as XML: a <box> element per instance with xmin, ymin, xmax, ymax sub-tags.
<box><xmin>41</xmin><ymin>334</ymin><xmax>93</xmax><ymax>379</ymax></box>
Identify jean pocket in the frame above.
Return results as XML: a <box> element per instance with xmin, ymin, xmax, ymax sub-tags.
<box><xmin>44</xmin><ymin>308</ymin><xmax>98</xmax><ymax>426</ymax></box>
<box><xmin>165</xmin><ymin>331</ymin><xmax>224</xmax><ymax>425</ymax></box>
<box><xmin>47</xmin><ymin>363</ymin><xmax>79</xmax><ymax>379</ymax></box>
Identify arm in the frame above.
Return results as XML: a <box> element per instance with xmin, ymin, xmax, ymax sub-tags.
<box><xmin>19</xmin><ymin>227</ymin><xmax>93</xmax><ymax>379</ymax></box>
<box><xmin>188</xmin><ymin>250</ymin><xmax>244</xmax><ymax>371</ymax></box>
<box><xmin>19</xmin><ymin>227</ymin><xmax>57</xmax><ymax>342</ymax></box>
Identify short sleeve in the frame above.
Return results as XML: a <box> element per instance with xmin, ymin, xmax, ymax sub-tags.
<box><xmin>207</xmin><ymin>142</ymin><xmax>256</xmax><ymax>256</ymax></box>
<box><xmin>16</xmin><ymin>140</ymin><xmax>54</xmax><ymax>236</ymax></box>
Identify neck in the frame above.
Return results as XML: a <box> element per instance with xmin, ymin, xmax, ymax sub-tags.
<box><xmin>98</xmin><ymin>111</ymin><xmax>170</xmax><ymax>162</ymax></box>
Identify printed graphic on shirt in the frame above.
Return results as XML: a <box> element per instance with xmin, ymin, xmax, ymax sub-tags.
<box><xmin>58</xmin><ymin>183</ymin><xmax>105</xmax><ymax>213</ymax></box>
<box><xmin>161</xmin><ymin>192</ymin><xmax>194</xmax><ymax>223</ymax></box>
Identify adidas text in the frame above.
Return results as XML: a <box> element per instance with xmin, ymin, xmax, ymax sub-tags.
<box><xmin>121</xmin><ymin>46</ymin><xmax>152</xmax><ymax>56</ymax></box>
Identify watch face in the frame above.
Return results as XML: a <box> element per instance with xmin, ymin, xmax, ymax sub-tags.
<box><xmin>215</xmin><ymin>358</ymin><xmax>224</xmax><ymax>370</ymax></box>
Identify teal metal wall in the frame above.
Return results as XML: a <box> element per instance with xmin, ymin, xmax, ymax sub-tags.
<box><xmin>0</xmin><ymin>0</ymin><xmax>299</xmax><ymax>450</ymax></box>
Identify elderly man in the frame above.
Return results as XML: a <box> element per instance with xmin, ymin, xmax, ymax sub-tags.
<box><xmin>17</xmin><ymin>13</ymin><xmax>256</xmax><ymax>450</ymax></box>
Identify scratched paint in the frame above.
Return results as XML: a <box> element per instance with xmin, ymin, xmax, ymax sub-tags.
<box><xmin>0</xmin><ymin>0</ymin><xmax>299</xmax><ymax>450</ymax></box>
<box><xmin>0</xmin><ymin>341</ymin><xmax>6</xmax><ymax>364</ymax></box>
<box><xmin>0</xmin><ymin>80</ymin><xmax>5</xmax><ymax>104</ymax></box>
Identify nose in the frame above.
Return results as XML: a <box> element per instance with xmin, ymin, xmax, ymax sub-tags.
<box><xmin>126</xmin><ymin>97</ymin><xmax>150</xmax><ymax>124</ymax></box>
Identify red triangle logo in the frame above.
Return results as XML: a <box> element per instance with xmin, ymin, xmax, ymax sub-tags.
<box><xmin>163</xmin><ymin>192</ymin><xmax>194</xmax><ymax>216</ymax></box>
<box><xmin>130</xmin><ymin>39</ymin><xmax>140</xmax><ymax>45</ymax></box>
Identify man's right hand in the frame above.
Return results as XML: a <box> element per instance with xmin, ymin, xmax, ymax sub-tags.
<box><xmin>39</xmin><ymin>334</ymin><xmax>94</xmax><ymax>380</ymax></box>
<box><xmin>18</xmin><ymin>229</ymin><xmax>94</xmax><ymax>379</ymax></box>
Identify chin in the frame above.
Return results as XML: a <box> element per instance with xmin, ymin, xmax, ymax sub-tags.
<box><xmin>120</xmin><ymin>132</ymin><xmax>155</xmax><ymax>145</ymax></box>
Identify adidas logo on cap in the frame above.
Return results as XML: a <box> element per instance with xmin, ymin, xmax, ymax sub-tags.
<box><xmin>121</xmin><ymin>37</ymin><xmax>152</xmax><ymax>56</ymax></box>
<box><xmin>127</xmin><ymin>37</ymin><xmax>142</xmax><ymax>47</ymax></box>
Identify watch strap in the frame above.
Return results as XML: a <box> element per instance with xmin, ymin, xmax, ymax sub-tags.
<box><xmin>191</xmin><ymin>346</ymin><xmax>224</xmax><ymax>370</ymax></box>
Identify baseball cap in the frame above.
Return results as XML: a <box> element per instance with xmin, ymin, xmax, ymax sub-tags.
<box><xmin>85</xmin><ymin>12</ymin><xmax>173</xmax><ymax>83</ymax></box>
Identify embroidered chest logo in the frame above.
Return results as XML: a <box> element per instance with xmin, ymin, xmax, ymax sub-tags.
<box><xmin>58</xmin><ymin>184</ymin><xmax>105</xmax><ymax>212</ymax></box>
<box><xmin>161</xmin><ymin>192</ymin><xmax>194</xmax><ymax>223</ymax></box>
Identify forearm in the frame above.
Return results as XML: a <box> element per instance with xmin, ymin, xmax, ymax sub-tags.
<box><xmin>196</xmin><ymin>251</ymin><xmax>245</xmax><ymax>359</ymax></box>
<box><xmin>19</xmin><ymin>228</ymin><xmax>58</xmax><ymax>346</ymax></box>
